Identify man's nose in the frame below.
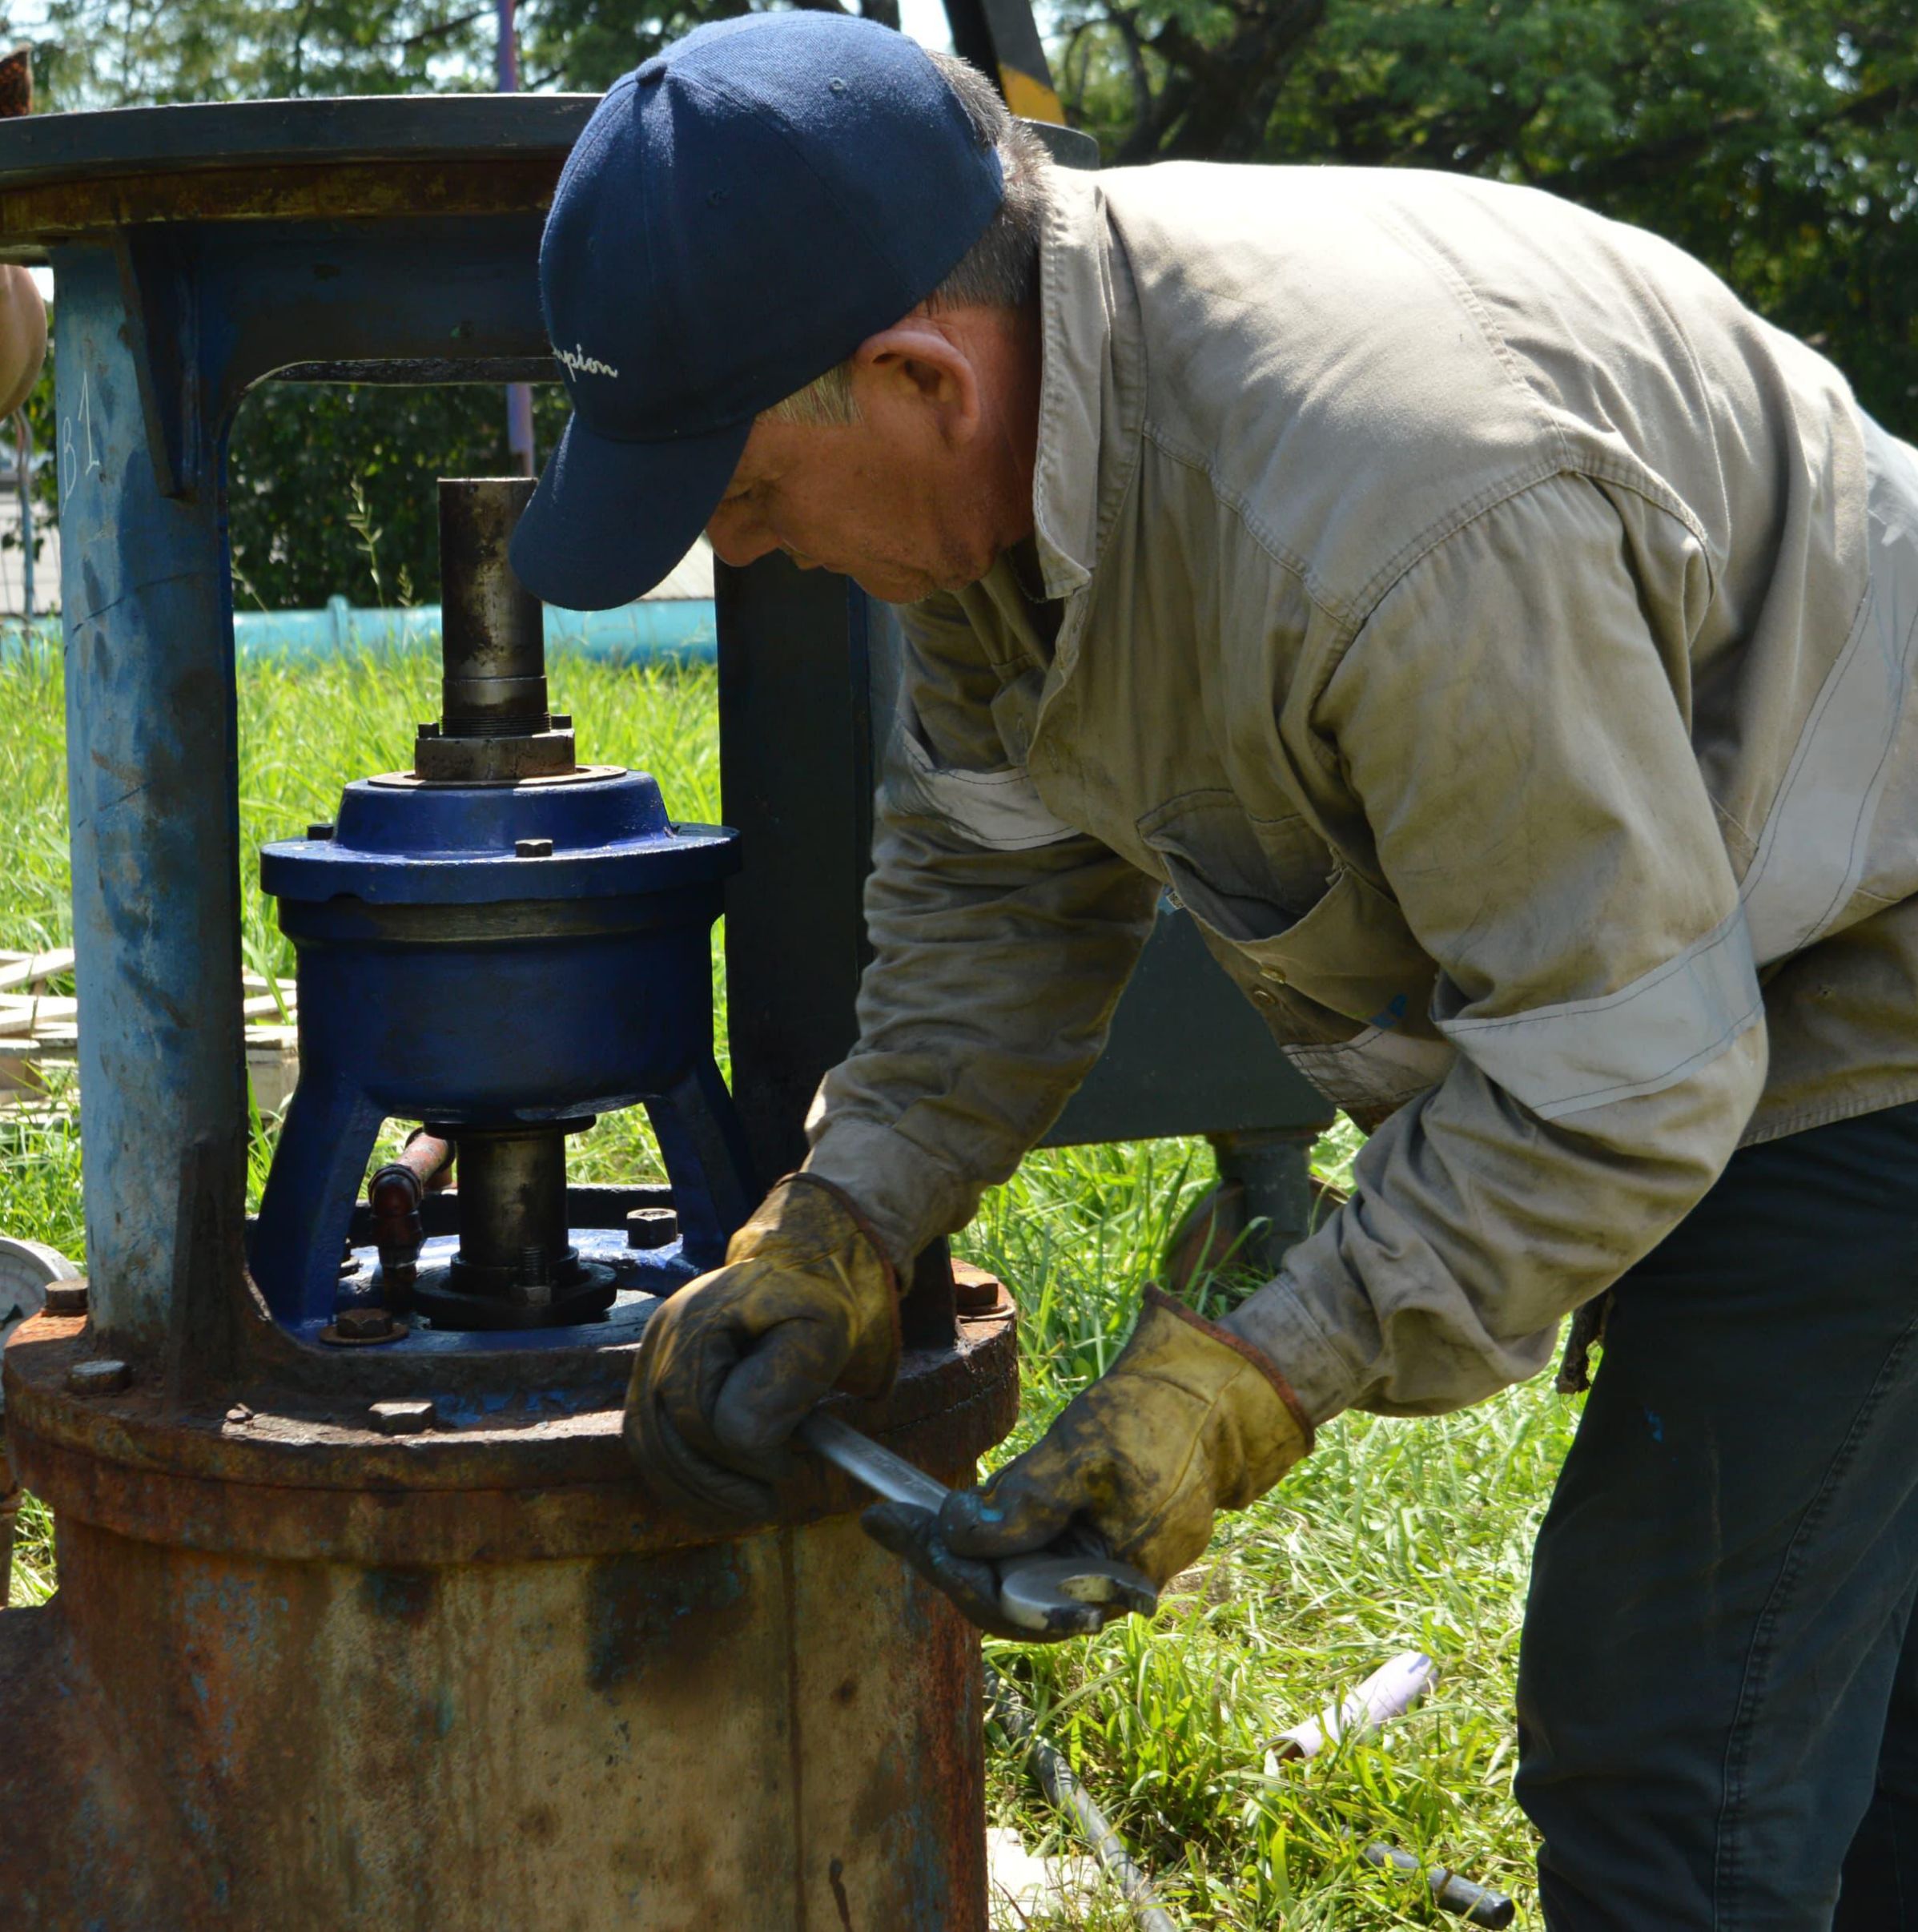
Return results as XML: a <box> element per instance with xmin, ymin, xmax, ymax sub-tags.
<box><xmin>706</xmin><ymin>504</ymin><xmax>780</xmax><ymax>570</ymax></box>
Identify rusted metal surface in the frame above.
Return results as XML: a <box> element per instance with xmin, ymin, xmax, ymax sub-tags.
<box><xmin>435</xmin><ymin>477</ymin><xmax>553</xmax><ymax>739</ymax></box>
<box><xmin>0</xmin><ymin>158</ymin><xmax>573</xmax><ymax>255</ymax></box>
<box><xmin>5</xmin><ymin>1303</ymin><xmax>1018</xmax><ymax>1564</ymax></box>
<box><xmin>418</xmin><ymin>477</ymin><xmax>578</xmax><ymax>781</ymax></box>
<box><xmin>953</xmin><ymin>1259</ymin><xmax>1009</xmax><ymax>1314</ymax></box>
<box><xmin>0</xmin><ymin>1604</ymin><xmax>211</xmax><ymax>1926</ymax></box>
<box><xmin>0</xmin><ymin>1454</ymin><xmax>14</xmax><ymax>1599</ymax></box>
<box><xmin>0</xmin><ymin>95</ymin><xmax>1015</xmax><ymax>1928</ymax></box>
<box><xmin>2</xmin><ymin>1295</ymin><xmax>1015</xmax><ymax>1926</ymax></box>
<box><xmin>0</xmin><ymin>1508</ymin><xmax>991</xmax><ymax>1930</ymax></box>
<box><xmin>0</xmin><ymin>100</ymin><xmax>589</xmax><ymax>259</ymax></box>
<box><xmin>321</xmin><ymin>1305</ymin><xmax>406</xmax><ymax>1345</ymax></box>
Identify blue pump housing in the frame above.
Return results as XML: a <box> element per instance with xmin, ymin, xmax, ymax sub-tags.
<box><xmin>251</xmin><ymin>763</ymin><xmax>758</xmax><ymax>1348</ymax></box>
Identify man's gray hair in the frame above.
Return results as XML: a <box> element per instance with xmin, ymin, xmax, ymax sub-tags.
<box><xmin>762</xmin><ymin>50</ymin><xmax>1052</xmax><ymax>430</ymax></box>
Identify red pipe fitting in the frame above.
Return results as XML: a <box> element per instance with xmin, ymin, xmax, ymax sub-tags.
<box><xmin>367</xmin><ymin>1129</ymin><xmax>453</xmax><ymax>1298</ymax></box>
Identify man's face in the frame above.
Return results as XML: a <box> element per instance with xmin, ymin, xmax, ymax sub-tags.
<box><xmin>706</xmin><ymin>413</ymin><xmax>1003</xmax><ymax>605</ymax></box>
<box><xmin>704</xmin><ymin>315</ymin><xmax>1036</xmax><ymax>604</ymax></box>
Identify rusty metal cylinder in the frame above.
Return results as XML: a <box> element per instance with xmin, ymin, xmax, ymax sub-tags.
<box><xmin>438</xmin><ymin>476</ymin><xmax>547</xmax><ymax>738</ymax></box>
<box><xmin>4</xmin><ymin>1507</ymin><xmax>987</xmax><ymax>1930</ymax></box>
<box><xmin>2</xmin><ymin>1302</ymin><xmax>1016</xmax><ymax>1930</ymax></box>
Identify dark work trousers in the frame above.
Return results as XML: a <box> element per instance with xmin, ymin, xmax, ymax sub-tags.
<box><xmin>1515</xmin><ymin>1098</ymin><xmax>1918</xmax><ymax>1929</ymax></box>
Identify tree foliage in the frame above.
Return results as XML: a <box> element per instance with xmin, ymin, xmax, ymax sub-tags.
<box><xmin>223</xmin><ymin>383</ymin><xmax>573</xmax><ymax>610</ymax></box>
<box><xmin>1048</xmin><ymin>0</ymin><xmax>1918</xmax><ymax>433</ymax></box>
<box><xmin>11</xmin><ymin>0</ymin><xmax>1918</xmax><ymax>602</ymax></box>
<box><xmin>26</xmin><ymin>1</ymin><xmax>497</xmax><ymax>107</ymax></box>
<box><xmin>15</xmin><ymin>2</ymin><xmax>523</xmax><ymax>607</ymax></box>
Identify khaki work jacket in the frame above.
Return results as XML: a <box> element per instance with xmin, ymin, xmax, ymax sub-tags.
<box><xmin>804</xmin><ymin>161</ymin><xmax>1918</xmax><ymax>1423</ymax></box>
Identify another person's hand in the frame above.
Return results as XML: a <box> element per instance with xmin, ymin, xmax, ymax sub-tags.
<box><xmin>0</xmin><ymin>268</ymin><xmax>44</xmax><ymax>421</ymax></box>
<box><xmin>625</xmin><ymin>1173</ymin><xmax>899</xmax><ymax>1516</ymax></box>
<box><xmin>865</xmin><ymin>1289</ymin><xmax>1312</xmax><ymax>1640</ymax></box>
<box><xmin>0</xmin><ymin>53</ymin><xmax>42</xmax><ymax>423</ymax></box>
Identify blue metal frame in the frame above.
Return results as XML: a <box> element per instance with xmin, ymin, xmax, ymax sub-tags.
<box><xmin>28</xmin><ymin>112</ymin><xmax>587</xmax><ymax>1358</ymax></box>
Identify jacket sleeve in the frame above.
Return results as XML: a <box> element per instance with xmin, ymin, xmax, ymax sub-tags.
<box><xmin>1223</xmin><ymin>474</ymin><xmax>1768</xmax><ymax>1420</ymax></box>
<box><xmin>802</xmin><ymin>592</ymin><xmax>1160</xmax><ymax>1266</ymax></box>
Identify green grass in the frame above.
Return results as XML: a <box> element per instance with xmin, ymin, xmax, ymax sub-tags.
<box><xmin>967</xmin><ymin>1131</ymin><xmax>1568</xmax><ymax>1928</ymax></box>
<box><xmin>0</xmin><ymin>641</ymin><xmax>1571</xmax><ymax>1925</ymax></box>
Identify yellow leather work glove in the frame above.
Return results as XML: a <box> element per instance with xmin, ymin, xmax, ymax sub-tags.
<box><xmin>626</xmin><ymin>1173</ymin><xmax>899</xmax><ymax>1518</ymax></box>
<box><xmin>865</xmin><ymin>1288</ymin><xmax>1311</xmax><ymax>1640</ymax></box>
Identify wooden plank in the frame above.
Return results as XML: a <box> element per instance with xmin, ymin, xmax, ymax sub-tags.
<box><xmin>0</xmin><ymin>947</ymin><xmax>76</xmax><ymax>992</ymax></box>
<box><xmin>0</xmin><ymin>1036</ymin><xmax>45</xmax><ymax>1097</ymax></box>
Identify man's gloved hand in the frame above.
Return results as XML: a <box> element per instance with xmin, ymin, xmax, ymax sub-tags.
<box><xmin>864</xmin><ymin>1287</ymin><xmax>1312</xmax><ymax>1640</ymax></box>
<box><xmin>626</xmin><ymin>1173</ymin><xmax>899</xmax><ymax>1517</ymax></box>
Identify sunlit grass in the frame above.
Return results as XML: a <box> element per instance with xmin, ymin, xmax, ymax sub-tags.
<box><xmin>0</xmin><ymin>641</ymin><xmax>1565</xmax><ymax>1923</ymax></box>
<box><xmin>963</xmin><ymin>1132</ymin><xmax>1563</xmax><ymax>1927</ymax></box>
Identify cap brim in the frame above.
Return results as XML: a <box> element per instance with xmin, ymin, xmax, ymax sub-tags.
<box><xmin>509</xmin><ymin>412</ymin><xmax>752</xmax><ymax>611</ymax></box>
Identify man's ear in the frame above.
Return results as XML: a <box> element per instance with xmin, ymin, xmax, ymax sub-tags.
<box><xmin>852</xmin><ymin>321</ymin><xmax>982</xmax><ymax>446</ymax></box>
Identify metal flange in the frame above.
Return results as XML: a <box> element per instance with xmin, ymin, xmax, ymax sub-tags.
<box><xmin>3</xmin><ymin>1299</ymin><xmax>1019</xmax><ymax>1566</ymax></box>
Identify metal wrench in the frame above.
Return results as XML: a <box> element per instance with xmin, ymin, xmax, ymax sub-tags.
<box><xmin>796</xmin><ymin>1410</ymin><xmax>1159</xmax><ymax>1636</ymax></box>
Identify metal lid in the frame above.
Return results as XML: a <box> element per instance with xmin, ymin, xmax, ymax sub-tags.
<box><xmin>0</xmin><ymin>94</ymin><xmax>597</xmax><ymax>191</ymax></box>
<box><xmin>260</xmin><ymin>770</ymin><xmax>737</xmax><ymax>907</ymax></box>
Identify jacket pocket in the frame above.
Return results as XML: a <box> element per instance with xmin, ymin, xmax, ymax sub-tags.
<box><xmin>1136</xmin><ymin>791</ymin><xmax>1329</xmax><ymax>936</ymax></box>
<box><xmin>1140</xmin><ymin>795</ymin><xmax>1439</xmax><ymax>1034</ymax></box>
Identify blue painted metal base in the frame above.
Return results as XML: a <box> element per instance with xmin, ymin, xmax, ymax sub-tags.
<box><xmin>329</xmin><ymin>1223</ymin><xmax>686</xmax><ymax>1366</ymax></box>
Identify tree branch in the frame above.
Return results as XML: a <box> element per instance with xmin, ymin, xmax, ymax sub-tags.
<box><xmin>378</xmin><ymin>8</ymin><xmax>491</xmax><ymax>54</ymax></box>
<box><xmin>1562</xmin><ymin>78</ymin><xmax>1914</xmax><ymax>199</ymax></box>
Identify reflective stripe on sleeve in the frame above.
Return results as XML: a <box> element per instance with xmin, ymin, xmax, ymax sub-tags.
<box><xmin>1742</xmin><ymin>418</ymin><xmax>1918</xmax><ymax>964</ymax></box>
<box><xmin>1283</xmin><ymin>1026</ymin><xmax>1454</xmax><ymax>1112</ymax></box>
<box><xmin>887</xmin><ymin>727</ymin><xmax>1081</xmax><ymax>851</ymax></box>
<box><xmin>1432</xmin><ymin>904</ymin><xmax>1763</xmax><ymax>1121</ymax></box>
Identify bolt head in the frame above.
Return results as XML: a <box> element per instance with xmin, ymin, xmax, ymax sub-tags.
<box><xmin>335</xmin><ymin>1306</ymin><xmax>396</xmax><ymax>1341</ymax></box>
<box><xmin>952</xmin><ymin>1262</ymin><xmax>1007</xmax><ymax>1316</ymax></box>
<box><xmin>549</xmin><ymin>713</ymin><xmax>573</xmax><ymax>731</ymax></box>
<box><xmin>514</xmin><ymin>836</ymin><xmax>555</xmax><ymax>859</ymax></box>
<box><xmin>67</xmin><ymin>1358</ymin><xmax>130</xmax><ymax>1396</ymax></box>
<box><xmin>371</xmin><ymin>1399</ymin><xmax>436</xmax><ymax>1436</ymax></box>
<box><xmin>42</xmin><ymin>1280</ymin><xmax>88</xmax><ymax>1317</ymax></box>
<box><xmin>306</xmin><ymin>822</ymin><xmax>336</xmax><ymax>841</ymax></box>
<box><xmin>625</xmin><ymin>1206</ymin><xmax>680</xmax><ymax>1250</ymax></box>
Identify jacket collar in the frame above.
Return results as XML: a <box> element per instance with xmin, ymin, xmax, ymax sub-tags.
<box><xmin>1031</xmin><ymin>167</ymin><xmax>1146</xmax><ymax>602</ymax></box>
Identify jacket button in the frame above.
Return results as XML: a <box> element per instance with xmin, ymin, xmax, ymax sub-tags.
<box><xmin>1261</xmin><ymin>967</ymin><xmax>1286</xmax><ymax>985</ymax></box>
<box><xmin>1251</xmin><ymin>988</ymin><xmax>1277</xmax><ymax>1008</ymax></box>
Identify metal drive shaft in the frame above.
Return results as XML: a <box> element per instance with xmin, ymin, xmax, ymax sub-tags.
<box><xmin>413</xmin><ymin>477</ymin><xmax>577</xmax><ymax>781</ymax></box>
<box><xmin>439</xmin><ymin>476</ymin><xmax>547</xmax><ymax>738</ymax></box>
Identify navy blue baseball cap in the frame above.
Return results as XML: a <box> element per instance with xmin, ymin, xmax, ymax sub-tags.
<box><xmin>510</xmin><ymin>14</ymin><xmax>1007</xmax><ymax>610</ymax></box>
